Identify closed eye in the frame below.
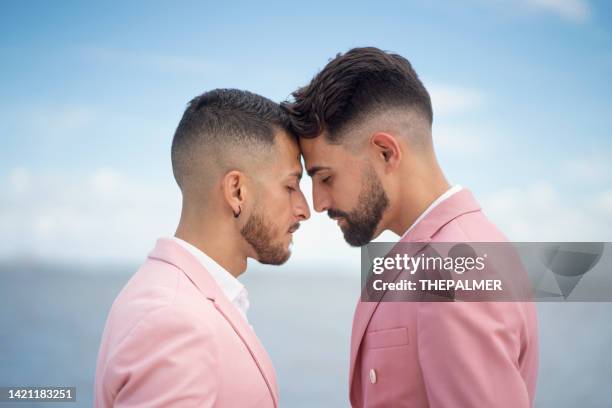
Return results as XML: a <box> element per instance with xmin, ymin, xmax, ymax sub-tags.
<box><xmin>321</xmin><ymin>176</ymin><xmax>331</xmax><ymax>184</ymax></box>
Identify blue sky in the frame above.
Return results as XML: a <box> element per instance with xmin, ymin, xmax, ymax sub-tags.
<box><xmin>1</xmin><ymin>0</ymin><xmax>611</xmax><ymax>266</ymax></box>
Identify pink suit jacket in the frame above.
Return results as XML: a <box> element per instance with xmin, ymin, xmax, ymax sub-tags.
<box><xmin>95</xmin><ymin>238</ymin><xmax>279</xmax><ymax>407</ymax></box>
<box><xmin>349</xmin><ymin>189</ymin><xmax>539</xmax><ymax>407</ymax></box>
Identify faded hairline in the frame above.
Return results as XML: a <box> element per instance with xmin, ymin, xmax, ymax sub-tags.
<box><xmin>179</xmin><ymin>127</ymin><xmax>286</xmax><ymax>203</ymax></box>
<box><xmin>324</xmin><ymin>106</ymin><xmax>433</xmax><ymax>153</ymax></box>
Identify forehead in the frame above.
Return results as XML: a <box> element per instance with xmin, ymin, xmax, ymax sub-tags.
<box><xmin>299</xmin><ymin>135</ymin><xmax>350</xmax><ymax>169</ymax></box>
<box><xmin>271</xmin><ymin>130</ymin><xmax>302</xmax><ymax>170</ymax></box>
<box><xmin>275</xmin><ymin>130</ymin><xmax>299</xmax><ymax>156</ymax></box>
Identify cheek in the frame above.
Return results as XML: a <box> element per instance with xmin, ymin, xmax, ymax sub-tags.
<box><xmin>266</xmin><ymin>190</ymin><xmax>293</xmax><ymax>219</ymax></box>
<box><xmin>331</xmin><ymin>179</ymin><xmax>360</xmax><ymax>210</ymax></box>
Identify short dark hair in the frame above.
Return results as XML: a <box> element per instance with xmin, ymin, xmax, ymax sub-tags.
<box><xmin>282</xmin><ymin>47</ymin><xmax>433</xmax><ymax>143</ymax></box>
<box><xmin>171</xmin><ymin>88</ymin><xmax>290</xmax><ymax>189</ymax></box>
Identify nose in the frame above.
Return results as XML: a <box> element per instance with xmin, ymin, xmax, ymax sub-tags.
<box><xmin>312</xmin><ymin>184</ymin><xmax>330</xmax><ymax>213</ymax></box>
<box><xmin>295</xmin><ymin>189</ymin><xmax>311</xmax><ymax>221</ymax></box>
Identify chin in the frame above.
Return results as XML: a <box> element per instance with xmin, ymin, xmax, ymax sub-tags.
<box><xmin>258</xmin><ymin>249</ymin><xmax>291</xmax><ymax>266</ymax></box>
<box><xmin>344</xmin><ymin>237</ymin><xmax>368</xmax><ymax>248</ymax></box>
<box><xmin>343</xmin><ymin>229</ymin><xmax>376</xmax><ymax>247</ymax></box>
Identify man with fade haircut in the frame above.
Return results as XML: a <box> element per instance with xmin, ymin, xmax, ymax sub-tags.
<box><xmin>283</xmin><ymin>47</ymin><xmax>538</xmax><ymax>407</ymax></box>
<box><xmin>95</xmin><ymin>89</ymin><xmax>310</xmax><ymax>407</ymax></box>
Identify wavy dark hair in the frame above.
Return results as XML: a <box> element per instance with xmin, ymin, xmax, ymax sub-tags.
<box><xmin>282</xmin><ymin>47</ymin><xmax>432</xmax><ymax>143</ymax></box>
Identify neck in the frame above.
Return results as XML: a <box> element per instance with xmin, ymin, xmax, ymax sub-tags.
<box><xmin>174</xmin><ymin>204</ymin><xmax>247</xmax><ymax>278</ymax></box>
<box><xmin>389</xmin><ymin>164</ymin><xmax>450</xmax><ymax>236</ymax></box>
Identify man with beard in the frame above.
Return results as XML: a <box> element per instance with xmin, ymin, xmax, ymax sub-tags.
<box><xmin>283</xmin><ymin>47</ymin><xmax>538</xmax><ymax>407</ymax></box>
<box><xmin>95</xmin><ymin>89</ymin><xmax>310</xmax><ymax>407</ymax></box>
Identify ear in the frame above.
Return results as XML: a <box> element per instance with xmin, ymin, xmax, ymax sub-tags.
<box><xmin>222</xmin><ymin>170</ymin><xmax>247</xmax><ymax>218</ymax></box>
<box><xmin>369</xmin><ymin>132</ymin><xmax>402</xmax><ymax>172</ymax></box>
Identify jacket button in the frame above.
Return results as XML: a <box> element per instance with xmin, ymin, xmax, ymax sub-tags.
<box><xmin>369</xmin><ymin>368</ymin><xmax>377</xmax><ymax>384</ymax></box>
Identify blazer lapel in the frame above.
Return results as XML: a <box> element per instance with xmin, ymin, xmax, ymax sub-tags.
<box><xmin>211</xmin><ymin>291</ymin><xmax>279</xmax><ymax>407</ymax></box>
<box><xmin>349</xmin><ymin>189</ymin><xmax>482</xmax><ymax>391</ymax></box>
<box><xmin>148</xmin><ymin>238</ymin><xmax>279</xmax><ymax>407</ymax></box>
<box><xmin>349</xmin><ymin>239</ymin><xmax>430</xmax><ymax>389</ymax></box>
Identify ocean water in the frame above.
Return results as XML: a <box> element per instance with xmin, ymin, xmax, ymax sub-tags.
<box><xmin>1</xmin><ymin>262</ymin><xmax>611</xmax><ymax>407</ymax></box>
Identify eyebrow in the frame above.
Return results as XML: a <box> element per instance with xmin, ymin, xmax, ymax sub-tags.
<box><xmin>306</xmin><ymin>166</ymin><xmax>331</xmax><ymax>177</ymax></box>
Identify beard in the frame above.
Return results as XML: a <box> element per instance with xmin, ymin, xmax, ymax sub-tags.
<box><xmin>241</xmin><ymin>206</ymin><xmax>291</xmax><ymax>265</ymax></box>
<box><xmin>327</xmin><ymin>166</ymin><xmax>389</xmax><ymax>247</ymax></box>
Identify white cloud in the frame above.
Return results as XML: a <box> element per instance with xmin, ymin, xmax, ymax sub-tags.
<box><xmin>0</xmin><ymin>167</ymin><xmax>363</xmax><ymax>272</ymax></box>
<box><xmin>0</xmin><ymin>167</ymin><xmax>412</xmax><ymax>273</ymax></box>
<box><xmin>593</xmin><ymin>190</ymin><xmax>612</xmax><ymax>217</ymax></box>
<box><xmin>563</xmin><ymin>156</ymin><xmax>611</xmax><ymax>184</ymax></box>
<box><xmin>433</xmin><ymin>123</ymin><xmax>493</xmax><ymax>156</ymax></box>
<box><xmin>8</xmin><ymin>167</ymin><xmax>31</xmax><ymax>195</ymax></box>
<box><xmin>524</xmin><ymin>0</ymin><xmax>590</xmax><ymax>22</ymax></box>
<box><xmin>425</xmin><ymin>84</ymin><xmax>493</xmax><ymax>157</ymax></box>
<box><xmin>481</xmin><ymin>182</ymin><xmax>612</xmax><ymax>241</ymax></box>
<box><xmin>1</xmin><ymin>167</ymin><xmax>180</xmax><ymax>262</ymax></box>
<box><xmin>428</xmin><ymin>85</ymin><xmax>485</xmax><ymax>117</ymax></box>
<box><xmin>90</xmin><ymin>168</ymin><xmax>125</xmax><ymax>198</ymax></box>
<box><xmin>3</xmin><ymin>167</ymin><xmax>609</xmax><ymax>271</ymax></box>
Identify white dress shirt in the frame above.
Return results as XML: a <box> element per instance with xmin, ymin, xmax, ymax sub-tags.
<box><xmin>400</xmin><ymin>184</ymin><xmax>463</xmax><ymax>239</ymax></box>
<box><xmin>172</xmin><ymin>237</ymin><xmax>250</xmax><ymax>321</ymax></box>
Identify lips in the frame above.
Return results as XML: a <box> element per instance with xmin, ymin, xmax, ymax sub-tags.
<box><xmin>288</xmin><ymin>223</ymin><xmax>300</xmax><ymax>233</ymax></box>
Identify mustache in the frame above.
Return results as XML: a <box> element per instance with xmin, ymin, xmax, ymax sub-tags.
<box><xmin>288</xmin><ymin>223</ymin><xmax>300</xmax><ymax>233</ymax></box>
<box><xmin>327</xmin><ymin>209</ymin><xmax>349</xmax><ymax>220</ymax></box>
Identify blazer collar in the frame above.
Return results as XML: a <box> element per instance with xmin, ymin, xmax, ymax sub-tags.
<box><xmin>399</xmin><ymin>188</ymin><xmax>481</xmax><ymax>243</ymax></box>
<box><xmin>148</xmin><ymin>238</ymin><xmax>279</xmax><ymax>407</ymax></box>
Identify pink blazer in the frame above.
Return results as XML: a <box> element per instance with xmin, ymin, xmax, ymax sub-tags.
<box><xmin>349</xmin><ymin>189</ymin><xmax>539</xmax><ymax>407</ymax></box>
<box><xmin>94</xmin><ymin>238</ymin><xmax>279</xmax><ymax>407</ymax></box>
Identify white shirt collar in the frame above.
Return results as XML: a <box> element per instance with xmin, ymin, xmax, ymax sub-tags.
<box><xmin>400</xmin><ymin>184</ymin><xmax>463</xmax><ymax>240</ymax></box>
<box><xmin>171</xmin><ymin>237</ymin><xmax>250</xmax><ymax>320</ymax></box>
